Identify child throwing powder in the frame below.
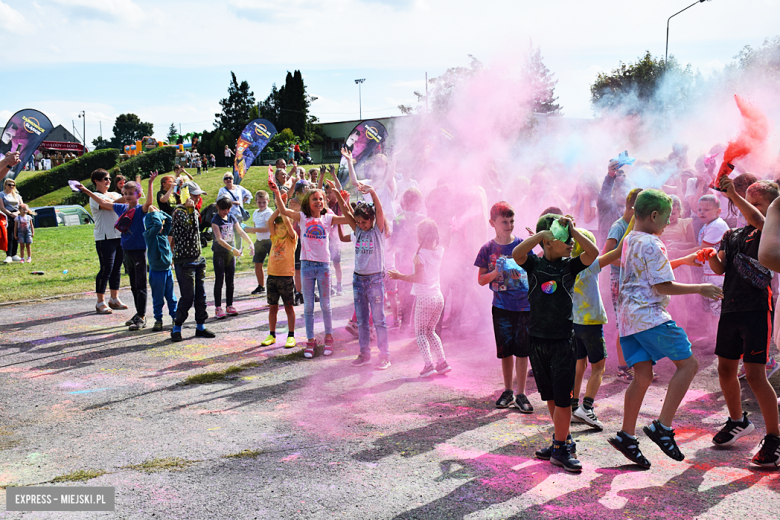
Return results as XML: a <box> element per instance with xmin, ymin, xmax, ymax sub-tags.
<box><xmin>389</xmin><ymin>219</ymin><xmax>451</xmax><ymax>377</ymax></box>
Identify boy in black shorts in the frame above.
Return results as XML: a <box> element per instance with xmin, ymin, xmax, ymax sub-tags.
<box><xmin>475</xmin><ymin>201</ymin><xmax>534</xmax><ymax>413</ymax></box>
<box><xmin>705</xmin><ymin>177</ymin><xmax>780</xmax><ymax>467</ymax></box>
<box><xmin>513</xmin><ymin>213</ymin><xmax>599</xmax><ymax>473</ymax></box>
<box><xmin>260</xmin><ymin>208</ymin><xmax>298</xmax><ymax>348</ymax></box>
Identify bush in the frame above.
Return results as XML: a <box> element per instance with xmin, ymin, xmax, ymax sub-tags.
<box><xmin>16</xmin><ymin>149</ymin><xmax>120</xmax><ymax>201</ymax></box>
<box><xmin>110</xmin><ymin>146</ymin><xmax>177</xmax><ymax>180</ymax></box>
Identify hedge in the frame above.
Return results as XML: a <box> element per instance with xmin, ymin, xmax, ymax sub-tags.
<box><xmin>16</xmin><ymin>149</ymin><xmax>120</xmax><ymax>201</ymax></box>
<box><xmin>110</xmin><ymin>146</ymin><xmax>177</xmax><ymax>180</ymax></box>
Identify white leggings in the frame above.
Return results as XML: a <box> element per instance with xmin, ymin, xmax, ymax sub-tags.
<box><xmin>415</xmin><ymin>293</ymin><xmax>446</xmax><ymax>366</ymax></box>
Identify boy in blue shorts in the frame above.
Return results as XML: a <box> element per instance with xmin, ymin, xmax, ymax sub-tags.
<box><xmin>475</xmin><ymin>201</ymin><xmax>533</xmax><ymax>413</ymax></box>
<box><xmin>513</xmin><ymin>213</ymin><xmax>599</xmax><ymax>473</ymax></box>
<box><xmin>609</xmin><ymin>189</ymin><xmax>723</xmax><ymax>468</ymax></box>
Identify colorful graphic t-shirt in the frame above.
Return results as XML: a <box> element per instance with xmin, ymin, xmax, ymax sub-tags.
<box><xmin>720</xmin><ymin>226</ymin><xmax>772</xmax><ymax>314</ymax></box>
<box><xmin>698</xmin><ymin>217</ymin><xmax>729</xmax><ymax>276</ymax></box>
<box><xmin>618</xmin><ymin>231</ymin><xmax>675</xmax><ymax>337</ymax></box>
<box><xmin>520</xmin><ymin>254</ymin><xmax>587</xmax><ymax>339</ymax></box>
<box><xmin>299</xmin><ymin>211</ymin><xmax>334</xmax><ymax>263</ymax></box>
<box><xmin>474</xmin><ymin>238</ymin><xmax>530</xmax><ymax>312</ymax></box>
<box><xmin>211</xmin><ymin>213</ymin><xmax>237</xmax><ymax>253</ymax></box>
<box><xmin>14</xmin><ymin>214</ymin><xmax>31</xmax><ymax>234</ymax></box>
<box><xmin>572</xmin><ymin>260</ymin><xmax>608</xmax><ymax>325</ymax></box>
<box><xmin>354</xmin><ymin>225</ymin><xmax>385</xmax><ymax>275</ymax></box>
<box><xmin>268</xmin><ymin>232</ymin><xmax>298</xmax><ymax>277</ymax></box>
<box><xmin>112</xmin><ymin>203</ymin><xmax>147</xmax><ymax>251</ymax></box>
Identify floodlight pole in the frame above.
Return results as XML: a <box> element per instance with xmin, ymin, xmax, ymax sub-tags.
<box><xmin>78</xmin><ymin>111</ymin><xmax>86</xmax><ymax>152</ymax></box>
<box><xmin>666</xmin><ymin>0</ymin><xmax>710</xmax><ymax>64</ymax></box>
<box><xmin>355</xmin><ymin>78</ymin><xmax>366</xmax><ymax>120</ymax></box>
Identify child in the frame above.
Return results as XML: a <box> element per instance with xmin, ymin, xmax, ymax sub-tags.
<box><xmin>703</xmin><ymin>177</ymin><xmax>780</xmax><ymax>467</ymax></box>
<box><xmin>388</xmin><ymin>219</ymin><xmax>450</xmax><ymax>377</ymax></box>
<box><xmin>212</xmin><ymin>197</ymin><xmax>254</xmax><ymax>318</ymax></box>
<box><xmin>337</xmin><ymin>183</ymin><xmax>391</xmax><ymax>370</ymax></box>
<box><xmin>474</xmin><ymin>201</ymin><xmax>533</xmax><ymax>413</ymax></box>
<box><xmin>170</xmin><ymin>181</ymin><xmax>215</xmax><ymax>342</ymax></box>
<box><xmin>392</xmin><ymin>188</ymin><xmax>427</xmax><ymax>332</ymax></box>
<box><xmin>271</xmin><ymin>181</ymin><xmax>352</xmax><ymax>358</ymax></box>
<box><xmin>696</xmin><ymin>194</ymin><xmax>730</xmax><ymax>327</ymax></box>
<box><xmin>325</xmin><ymin>180</ymin><xmax>345</xmax><ymax>296</ymax></box>
<box><xmin>13</xmin><ymin>204</ymin><xmax>34</xmax><ymax>263</ymax></box>
<box><xmin>608</xmin><ymin>189</ymin><xmax>722</xmax><ymax>468</ymax></box>
<box><xmin>245</xmin><ymin>190</ymin><xmax>273</xmax><ymax>295</ymax></box>
<box><xmin>260</xmin><ymin>207</ymin><xmax>298</xmax><ymax>348</ymax></box>
<box><xmin>603</xmin><ymin>188</ymin><xmax>643</xmax><ymax>382</ymax></box>
<box><xmin>80</xmin><ymin>173</ymin><xmax>158</xmax><ymax>330</ymax></box>
<box><xmin>512</xmin><ymin>214</ymin><xmax>599</xmax><ymax>473</ymax></box>
<box><xmin>143</xmin><ymin>207</ymin><xmax>178</xmax><ymax>331</ymax></box>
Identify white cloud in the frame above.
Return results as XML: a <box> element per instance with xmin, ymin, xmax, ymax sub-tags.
<box><xmin>49</xmin><ymin>0</ymin><xmax>146</xmax><ymax>24</ymax></box>
<box><xmin>0</xmin><ymin>1</ymin><xmax>26</xmax><ymax>33</ymax></box>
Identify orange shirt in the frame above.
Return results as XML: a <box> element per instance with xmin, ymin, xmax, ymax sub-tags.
<box><xmin>268</xmin><ymin>233</ymin><xmax>298</xmax><ymax>277</ymax></box>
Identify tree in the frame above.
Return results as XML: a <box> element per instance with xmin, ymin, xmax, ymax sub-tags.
<box><xmin>522</xmin><ymin>42</ymin><xmax>561</xmax><ymax>115</ymax></box>
<box><xmin>259</xmin><ymin>83</ymin><xmax>282</xmax><ymax>129</ymax></box>
<box><xmin>214</xmin><ymin>71</ymin><xmax>256</xmax><ymax>138</ymax></box>
<box><xmin>167</xmin><ymin>123</ymin><xmax>178</xmax><ymax>144</ymax></box>
<box><xmin>729</xmin><ymin>36</ymin><xmax>780</xmax><ymax>85</ymax></box>
<box><xmin>590</xmin><ymin>51</ymin><xmax>695</xmax><ymax>116</ymax></box>
<box><xmin>109</xmin><ymin>113</ymin><xmax>154</xmax><ymax>149</ymax></box>
<box><xmin>91</xmin><ymin>136</ymin><xmax>111</xmax><ymax>150</ymax></box>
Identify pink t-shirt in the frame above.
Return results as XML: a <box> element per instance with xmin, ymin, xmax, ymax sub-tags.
<box><xmin>299</xmin><ymin>211</ymin><xmax>334</xmax><ymax>263</ymax></box>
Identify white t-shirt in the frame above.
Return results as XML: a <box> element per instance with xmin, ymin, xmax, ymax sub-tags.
<box><xmin>299</xmin><ymin>211</ymin><xmax>335</xmax><ymax>263</ymax></box>
<box><xmin>698</xmin><ymin>217</ymin><xmax>729</xmax><ymax>275</ymax></box>
<box><xmin>572</xmin><ymin>260</ymin><xmax>607</xmax><ymax>325</ymax></box>
<box><xmin>412</xmin><ymin>246</ymin><xmax>444</xmax><ymax>297</ymax></box>
<box><xmin>618</xmin><ymin>231</ymin><xmax>675</xmax><ymax>337</ymax></box>
<box><xmin>89</xmin><ymin>191</ymin><xmax>122</xmax><ymax>241</ymax></box>
<box><xmin>252</xmin><ymin>208</ymin><xmax>273</xmax><ymax>241</ymax></box>
<box><xmin>217</xmin><ymin>186</ymin><xmax>252</xmax><ymax>221</ymax></box>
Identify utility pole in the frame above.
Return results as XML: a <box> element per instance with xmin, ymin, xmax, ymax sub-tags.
<box><xmin>354</xmin><ymin>78</ymin><xmax>366</xmax><ymax>120</ymax></box>
<box><xmin>78</xmin><ymin>111</ymin><xmax>86</xmax><ymax>152</ymax></box>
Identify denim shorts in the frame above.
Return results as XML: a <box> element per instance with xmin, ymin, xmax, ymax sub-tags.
<box><xmin>620</xmin><ymin>320</ymin><xmax>692</xmax><ymax>367</ymax></box>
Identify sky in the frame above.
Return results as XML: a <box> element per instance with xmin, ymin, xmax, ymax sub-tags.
<box><xmin>1</xmin><ymin>0</ymin><xmax>779</xmax><ymax>145</ymax></box>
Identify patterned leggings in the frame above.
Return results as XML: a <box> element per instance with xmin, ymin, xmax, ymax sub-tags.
<box><xmin>415</xmin><ymin>293</ymin><xmax>446</xmax><ymax>366</ymax></box>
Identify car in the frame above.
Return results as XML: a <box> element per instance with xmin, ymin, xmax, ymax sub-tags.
<box><xmin>29</xmin><ymin>205</ymin><xmax>95</xmax><ymax>228</ymax></box>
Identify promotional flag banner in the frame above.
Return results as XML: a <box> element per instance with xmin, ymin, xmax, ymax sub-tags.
<box><xmin>233</xmin><ymin>119</ymin><xmax>277</xmax><ymax>185</ymax></box>
<box><xmin>1</xmin><ymin>109</ymin><xmax>54</xmax><ymax>180</ymax></box>
<box><xmin>337</xmin><ymin>120</ymin><xmax>388</xmax><ymax>186</ymax></box>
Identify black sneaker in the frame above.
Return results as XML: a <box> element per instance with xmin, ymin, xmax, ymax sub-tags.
<box><xmin>496</xmin><ymin>389</ymin><xmax>515</xmax><ymax>408</ymax></box>
<box><xmin>751</xmin><ymin>434</ymin><xmax>780</xmax><ymax>467</ymax></box>
<box><xmin>125</xmin><ymin>314</ymin><xmax>139</xmax><ymax>327</ymax></box>
<box><xmin>536</xmin><ymin>434</ymin><xmax>576</xmax><ymax>461</ymax></box>
<box><xmin>514</xmin><ymin>393</ymin><xmax>534</xmax><ymax>414</ymax></box>
<box><xmin>251</xmin><ymin>285</ymin><xmax>265</xmax><ymax>295</ymax></box>
<box><xmin>351</xmin><ymin>354</ymin><xmax>371</xmax><ymax>367</ymax></box>
<box><xmin>550</xmin><ymin>442</ymin><xmax>582</xmax><ymax>473</ymax></box>
<box><xmin>712</xmin><ymin>412</ymin><xmax>755</xmax><ymax>447</ymax></box>
<box><xmin>608</xmin><ymin>431</ymin><xmax>651</xmax><ymax>468</ymax></box>
<box><xmin>294</xmin><ymin>293</ymin><xmax>303</xmax><ymax>306</ymax></box>
<box><xmin>643</xmin><ymin>420</ymin><xmax>684</xmax><ymax>461</ymax></box>
<box><xmin>170</xmin><ymin>331</ymin><xmax>183</xmax><ymax>342</ymax></box>
<box><xmin>435</xmin><ymin>360</ymin><xmax>452</xmax><ymax>374</ymax></box>
<box><xmin>195</xmin><ymin>328</ymin><xmax>216</xmax><ymax>338</ymax></box>
<box><xmin>152</xmin><ymin>321</ymin><xmax>163</xmax><ymax>332</ymax></box>
<box><xmin>128</xmin><ymin>316</ymin><xmax>146</xmax><ymax>330</ymax></box>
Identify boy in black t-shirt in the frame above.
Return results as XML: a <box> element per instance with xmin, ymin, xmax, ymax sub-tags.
<box><xmin>704</xmin><ymin>177</ymin><xmax>780</xmax><ymax>468</ymax></box>
<box><xmin>513</xmin><ymin>213</ymin><xmax>599</xmax><ymax>473</ymax></box>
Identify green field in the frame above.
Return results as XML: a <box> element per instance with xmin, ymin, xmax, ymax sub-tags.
<box><xmin>2</xmin><ymin>164</ymin><xmax>335</xmax><ymax>303</ymax></box>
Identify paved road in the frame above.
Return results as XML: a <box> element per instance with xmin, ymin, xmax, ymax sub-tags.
<box><xmin>1</xmin><ymin>264</ymin><xmax>779</xmax><ymax>519</ymax></box>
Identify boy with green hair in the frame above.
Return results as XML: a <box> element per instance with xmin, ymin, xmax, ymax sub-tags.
<box><xmin>609</xmin><ymin>189</ymin><xmax>723</xmax><ymax>468</ymax></box>
<box><xmin>513</xmin><ymin>213</ymin><xmax>599</xmax><ymax>473</ymax></box>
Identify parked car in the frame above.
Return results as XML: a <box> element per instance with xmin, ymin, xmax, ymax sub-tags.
<box><xmin>30</xmin><ymin>205</ymin><xmax>95</xmax><ymax>228</ymax></box>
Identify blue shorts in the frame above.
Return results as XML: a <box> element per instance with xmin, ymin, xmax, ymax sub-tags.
<box><xmin>620</xmin><ymin>320</ymin><xmax>692</xmax><ymax>367</ymax></box>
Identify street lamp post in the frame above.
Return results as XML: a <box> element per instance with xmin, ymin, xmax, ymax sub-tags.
<box><xmin>355</xmin><ymin>78</ymin><xmax>366</xmax><ymax>120</ymax></box>
<box><xmin>78</xmin><ymin>111</ymin><xmax>86</xmax><ymax>154</ymax></box>
<box><xmin>666</xmin><ymin>0</ymin><xmax>711</xmax><ymax>64</ymax></box>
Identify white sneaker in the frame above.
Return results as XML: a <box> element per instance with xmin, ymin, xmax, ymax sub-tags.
<box><xmin>3</xmin><ymin>257</ymin><xmax>11</xmax><ymax>264</ymax></box>
<box><xmin>11</xmin><ymin>255</ymin><xmax>22</xmax><ymax>262</ymax></box>
<box><xmin>572</xmin><ymin>405</ymin><xmax>605</xmax><ymax>430</ymax></box>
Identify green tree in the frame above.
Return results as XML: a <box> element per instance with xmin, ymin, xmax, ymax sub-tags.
<box><xmin>729</xmin><ymin>36</ymin><xmax>780</xmax><ymax>84</ymax></box>
<box><xmin>91</xmin><ymin>136</ymin><xmax>111</xmax><ymax>150</ymax></box>
<box><xmin>259</xmin><ymin>83</ymin><xmax>282</xmax><ymax>130</ymax></box>
<box><xmin>522</xmin><ymin>42</ymin><xmax>561</xmax><ymax>115</ymax></box>
<box><xmin>109</xmin><ymin>113</ymin><xmax>154</xmax><ymax>149</ymax></box>
<box><xmin>590</xmin><ymin>51</ymin><xmax>695</xmax><ymax>116</ymax></box>
<box><xmin>214</xmin><ymin>71</ymin><xmax>256</xmax><ymax>138</ymax></box>
<box><xmin>166</xmin><ymin>123</ymin><xmax>178</xmax><ymax>143</ymax></box>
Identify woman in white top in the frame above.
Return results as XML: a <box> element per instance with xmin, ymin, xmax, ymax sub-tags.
<box><xmin>224</xmin><ymin>145</ymin><xmax>233</xmax><ymax>168</ymax></box>
<box><xmin>88</xmin><ymin>169</ymin><xmax>129</xmax><ymax>314</ymax></box>
<box><xmin>1</xmin><ymin>177</ymin><xmax>23</xmax><ymax>262</ymax></box>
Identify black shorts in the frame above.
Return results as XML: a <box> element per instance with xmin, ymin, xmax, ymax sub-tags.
<box><xmin>573</xmin><ymin>324</ymin><xmax>607</xmax><ymax>363</ymax></box>
<box><xmin>491</xmin><ymin>307</ymin><xmax>530</xmax><ymax>359</ymax></box>
<box><xmin>294</xmin><ymin>241</ymin><xmax>301</xmax><ymax>271</ymax></box>
<box><xmin>253</xmin><ymin>239</ymin><xmax>272</xmax><ymax>264</ymax></box>
<box><xmin>267</xmin><ymin>275</ymin><xmax>295</xmax><ymax>306</ymax></box>
<box><xmin>529</xmin><ymin>335</ymin><xmax>576</xmax><ymax>408</ymax></box>
<box><xmin>715</xmin><ymin>311</ymin><xmax>772</xmax><ymax>364</ymax></box>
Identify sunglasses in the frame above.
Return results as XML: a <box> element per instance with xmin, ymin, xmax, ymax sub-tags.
<box><xmin>7</xmin><ymin>183</ymin><xmax>15</xmax><ymax>187</ymax></box>
<box><xmin>224</xmin><ymin>178</ymin><xmax>233</xmax><ymax>181</ymax></box>
<box><xmin>99</xmin><ymin>177</ymin><xmax>110</xmax><ymax>181</ymax></box>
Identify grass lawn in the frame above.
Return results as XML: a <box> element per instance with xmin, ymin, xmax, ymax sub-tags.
<box><xmin>1</xmin><ymin>163</ymin><xmax>337</xmax><ymax>303</ymax></box>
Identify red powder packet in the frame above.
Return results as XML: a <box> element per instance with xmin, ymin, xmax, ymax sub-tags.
<box><xmin>709</xmin><ymin>162</ymin><xmax>734</xmax><ymax>192</ymax></box>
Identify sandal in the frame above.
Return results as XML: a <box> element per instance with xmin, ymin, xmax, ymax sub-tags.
<box><xmin>96</xmin><ymin>302</ymin><xmax>113</xmax><ymax>314</ymax></box>
<box><xmin>304</xmin><ymin>340</ymin><xmax>316</xmax><ymax>359</ymax></box>
<box><xmin>643</xmin><ymin>420</ymin><xmax>684</xmax><ymax>461</ymax></box>
<box><xmin>323</xmin><ymin>337</ymin><xmax>334</xmax><ymax>356</ymax></box>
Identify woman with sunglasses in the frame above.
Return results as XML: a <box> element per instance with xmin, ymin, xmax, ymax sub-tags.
<box><xmin>1</xmin><ymin>177</ymin><xmax>23</xmax><ymax>263</ymax></box>
<box><xmin>217</xmin><ymin>172</ymin><xmax>252</xmax><ymax>251</ymax></box>
<box><xmin>87</xmin><ymin>169</ymin><xmax>129</xmax><ymax>314</ymax></box>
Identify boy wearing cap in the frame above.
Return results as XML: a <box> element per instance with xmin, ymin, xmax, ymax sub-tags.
<box><xmin>170</xmin><ymin>181</ymin><xmax>215</xmax><ymax>341</ymax></box>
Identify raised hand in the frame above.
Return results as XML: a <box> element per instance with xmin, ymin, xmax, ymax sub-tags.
<box><xmin>341</xmin><ymin>146</ymin><xmax>353</xmax><ymax>160</ymax></box>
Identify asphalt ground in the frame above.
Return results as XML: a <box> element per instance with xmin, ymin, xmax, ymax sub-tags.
<box><xmin>1</xmin><ymin>253</ymin><xmax>779</xmax><ymax>519</ymax></box>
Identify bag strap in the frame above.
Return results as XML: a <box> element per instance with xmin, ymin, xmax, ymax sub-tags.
<box><xmin>226</xmin><ymin>189</ymin><xmax>238</xmax><ymax>202</ymax></box>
